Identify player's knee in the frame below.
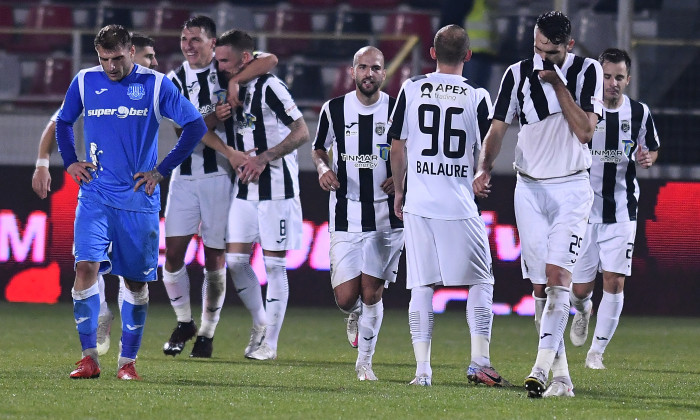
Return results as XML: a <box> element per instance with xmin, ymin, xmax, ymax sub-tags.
<box><xmin>602</xmin><ymin>273</ymin><xmax>625</xmax><ymax>294</ymax></box>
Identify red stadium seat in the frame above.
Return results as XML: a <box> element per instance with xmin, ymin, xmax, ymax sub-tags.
<box><xmin>16</xmin><ymin>5</ymin><xmax>73</xmax><ymax>53</ymax></box>
<box><xmin>330</xmin><ymin>64</ymin><xmax>354</xmax><ymax>99</ymax></box>
<box><xmin>147</xmin><ymin>7</ymin><xmax>192</xmax><ymax>56</ymax></box>
<box><xmin>28</xmin><ymin>57</ymin><xmax>73</xmax><ymax>97</ymax></box>
<box><xmin>262</xmin><ymin>9</ymin><xmax>312</xmax><ymax>58</ymax></box>
<box><xmin>383</xmin><ymin>63</ymin><xmax>413</xmax><ymax>98</ymax></box>
<box><xmin>379</xmin><ymin>11</ymin><xmax>434</xmax><ymax>63</ymax></box>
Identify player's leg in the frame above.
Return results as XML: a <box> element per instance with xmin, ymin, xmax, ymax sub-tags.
<box><xmin>404</xmin><ymin>214</ymin><xmax>438</xmax><ymax>386</ymax></box>
<box><xmin>570</xmin><ymin>223</ymin><xmax>599</xmax><ymax>347</ymax></box>
<box><xmin>330</xmin><ymin>231</ymin><xmax>363</xmax><ymax>348</ymax></box>
<box><xmin>191</xmin><ymin>176</ymin><xmax>233</xmax><ymax>357</ymax></box>
<box><xmin>110</xmin><ymin>209</ymin><xmax>159</xmax><ymax>380</ymax></box>
<box><xmin>162</xmin><ymin>178</ymin><xmax>201</xmax><ymax>355</ymax></box>
<box><xmin>96</xmin><ymin>273</ymin><xmax>114</xmax><ymax>356</ymax></box>
<box><xmin>70</xmin><ymin>198</ymin><xmax>109</xmax><ymax>379</ymax></box>
<box><xmin>226</xmin><ymin>198</ymin><xmax>268</xmax><ymax>357</ymax></box>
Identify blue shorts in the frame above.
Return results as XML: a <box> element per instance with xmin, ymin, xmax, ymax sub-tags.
<box><xmin>74</xmin><ymin>197</ymin><xmax>159</xmax><ymax>282</ymax></box>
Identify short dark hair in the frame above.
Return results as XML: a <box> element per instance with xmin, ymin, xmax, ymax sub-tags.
<box><xmin>433</xmin><ymin>24</ymin><xmax>469</xmax><ymax>66</ymax></box>
<box><xmin>535</xmin><ymin>11</ymin><xmax>571</xmax><ymax>45</ymax></box>
<box><xmin>217</xmin><ymin>29</ymin><xmax>255</xmax><ymax>52</ymax></box>
<box><xmin>599</xmin><ymin>48</ymin><xmax>632</xmax><ymax>74</ymax></box>
<box><xmin>182</xmin><ymin>15</ymin><xmax>216</xmax><ymax>39</ymax></box>
<box><xmin>131</xmin><ymin>33</ymin><xmax>155</xmax><ymax>50</ymax></box>
<box><xmin>94</xmin><ymin>24</ymin><xmax>131</xmax><ymax>50</ymax></box>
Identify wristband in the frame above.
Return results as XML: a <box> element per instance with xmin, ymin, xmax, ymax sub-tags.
<box><xmin>36</xmin><ymin>158</ymin><xmax>50</xmax><ymax>168</ymax></box>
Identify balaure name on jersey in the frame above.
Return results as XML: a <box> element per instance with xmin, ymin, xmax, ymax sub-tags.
<box><xmin>591</xmin><ymin>149</ymin><xmax>625</xmax><ymax>163</ymax></box>
<box><xmin>417</xmin><ymin>160</ymin><xmax>470</xmax><ymax>177</ymax></box>
<box><xmin>341</xmin><ymin>153</ymin><xmax>379</xmax><ymax>169</ymax></box>
<box><xmin>87</xmin><ymin>107</ymin><xmax>149</xmax><ymax>119</ymax></box>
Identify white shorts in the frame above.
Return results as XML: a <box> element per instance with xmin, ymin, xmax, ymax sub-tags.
<box><xmin>226</xmin><ymin>197</ymin><xmax>302</xmax><ymax>251</ymax></box>
<box><xmin>403</xmin><ymin>213</ymin><xmax>494</xmax><ymax>289</ymax></box>
<box><xmin>572</xmin><ymin>221</ymin><xmax>637</xmax><ymax>282</ymax></box>
<box><xmin>514</xmin><ymin>175</ymin><xmax>593</xmax><ymax>284</ymax></box>
<box><xmin>164</xmin><ymin>175</ymin><xmax>233</xmax><ymax>249</ymax></box>
<box><xmin>329</xmin><ymin>229</ymin><xmax>404</xmax><ymax>289</ymax></box>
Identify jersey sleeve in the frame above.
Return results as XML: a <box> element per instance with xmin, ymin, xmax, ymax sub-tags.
<box><xmin>476</xmin><ymin>88</ymin><xmax>493</xmax><ymax>143</ymax></box>
<box><xmin>265</xmin><ymin>78</ymin><xmax>303</xmax><ymax>125</ymax></box>
<box><xmin>313</xmin><ymin>100</ymin><xmax>334</xmax><ymax>151</ymax></box>
<box><xmin>388</xmin><ymin>80</ymin><xmax>409</xmax><ymax>141</ymax></box>
<box><xmin>580</xmin><ymin>60</ymin><xmax>603</xmax><ymax>117</ymax></box>
<box><xmin>640</xmin><ymin>102</ymin><xmax>661</xmax><ymax>151</ymax></box>
<box><xmin>491</xmin><ymin>65</ymin><xmax>518</xmax><ymax>124</ymax></box>
<box><xmin>55</xmin><ymin>74</ymin><xmax>85</xmax><ymax>169</ymax></box>
<box><xmin>158</xmin><ymin>75</ymin><xmax>201</xmax><ymax>127</ymax></box>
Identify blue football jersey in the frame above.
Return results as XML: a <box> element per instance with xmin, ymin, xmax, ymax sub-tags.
<box><xmin>58</xmin><ymin>64</ymin><xmax>201</xmax><ymax>212</ymax></box>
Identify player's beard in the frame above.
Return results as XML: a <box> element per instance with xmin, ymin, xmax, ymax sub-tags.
<box><xmin>357</xmin><ymin>78</ymin><xmax>379</xmax><ymax>98</ymax></box>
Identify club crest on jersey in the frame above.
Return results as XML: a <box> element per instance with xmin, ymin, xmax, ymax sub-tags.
<box><xmin>376</xmin><ymin>143</ymin><xmax>390</xmax><ymax>161</ymax></box>
<box><xmin>622</xmin><ymin>139</ymin><xmax>635</xmax><ymax>156</ymax></box>
<box><xmin>375</xmin><ymin>122</ymin><xmax>386</xmax><ymax>136</ymax></box>
<box><xmin>127</xmin><ymin>83</ymin><xmax>145</xmax><ymax>100</ymax></box>
<box><xmin>621</xmin><ymin>120</ymin><xmax>630</xmax><ymax>133</ymax></box>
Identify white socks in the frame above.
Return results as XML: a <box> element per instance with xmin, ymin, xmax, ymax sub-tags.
<box><xmin>570</xmin><ymin>290</ymin><xmax>593</xmax><ymax>315</ymax></box>
<box><xmin>533</xmin><ymin>286</ymin><xmax>570</xmax><ymax>374</ymax></box>
<box><xmin>409</xmin><ymin>286</ymin><xmax>433</xmax><ymax>377</ymax></box>
<box><xmin>467</xmin><ymin>283</ymin><xmax>493</xmax><ymax>367</ymax></box>
<box><xmin>263</xmin><ymin>256</ymin><xmax>289</xmax><ymax>351</ymax></box>
<box><xmin>226</xmin><ymin>253</ymin><xmax>267</xmax><ymax>327</ymax></box>
<box><xmin>357</xmin><ymin>300</ymin><xmax>383</xmax><ymax>367</ymax></box>
<box><xmin>162</xmin><ymin>265</ymin><xmax>192</xmax><ymax>322</ymax></box>
<box><xmin>590</xmin><ymin>291</ymin><xmax>624</xmax><ymax>354</ymax></box>
<box><xmin>198</xmin><ymin>268</ymin><xmax>226</xmax><ymax>338</ymax></box>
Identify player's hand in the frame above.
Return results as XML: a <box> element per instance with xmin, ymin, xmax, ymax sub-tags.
<box><xmin>133</xmin><ymin>168</ymin><xmax>164</xmax><ymax>196</ymax></box>
<box><xmin>215</xmin><ymin>102</ymin><xmax>232</xmax><ymax>121</ymax></box>
<box><xmin>537</xmin><ymin>69</ymin><xmax>562</xmax><ymax>86</ymax></box>
<box><xmin>228</xmin><ymin>147</ymin><xmax>257</xmax><ymax>172</ymax></box>
<box><xmin>636</xmin><ymin>146</ymin><xmax>653</xmax><ymax>169</ymax></box>
<box><xmin>380</xmin><ymin>177</ymin><xmax>395</xmax><ymax>195</ymax></box>
<box><xmin>67</xmin><ymin>161</ymin><xmax>96</xmax><ymax>186</ymax></box>
<box><xmin>32</xmin><ymin>166</ymin><xmax>51</xmax><ymax>199</ymax></box>
<box><xmin>318</xmin><ymin>168</ymin><xmax>340</xmax><ymax>192</ymax></box>
<box><xmin>393</xmin><ymin>192</ymin><xmax>404</xmax><ymax>221</ymax></box>
<box><xmin>238</xmin><ymin>154</ymin><xmax>268</xmax><ymax>184</ymax></box>
<box><xmin>473</xmin><ymin>170</ymin><xmax>492</xmax><ymax>198</ymax></box>
<box><xmin>227</xmin><ymin>82</ymin><xmax>242</xmax><ymax>108</ymax></box>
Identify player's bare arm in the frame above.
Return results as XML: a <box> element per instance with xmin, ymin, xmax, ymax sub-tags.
<box><xmin>311</xmin><ymin>149</ymin><xmax>340</xmax><ymax>192</ymax></box>
<box><xmin>133</xmin><ymin>168</ymin><xmax>164</xmax><ymax>196</ymax></box>
<box><xmin>389</xmin><ymin>139</ymin><xmax>407</xmax><ymax>220</ymax></box>
<box><xmin>636</xmin><ymin>147</ymin><xmax>658</xmax><ymax>169</ymax></box>
<box><xmin>239</xmin><ymin>117</ymin><xmax>310</xmax><ymax>184</ymax></box>
<box><xmin>66</xmin><ymin>161</ymin><xmax>96</xmax><ymax>185</ymax></box>
<box><xmin>380</xmin><ymin>177</ymin><xmax>394</xmax><ymax>195</ymax></box>
<box><xmin>473</xmin><ymin>120</ymin><xmax>508</xmax><ymax>198</ymax></box>
<box><xmin>541</xmin><ymin>71</ymin><xmax>597</xmax><ymax>144</ymax></box>
<box><xmin>226</xmin><ymin>52</ymin><xmax>278</xmax><ymax>108</ymax></box>
<box><xmin>199</xmin><ymin>113</ymin><xmax>255</xmax><ymax>171</ymax></box>
<box><xmin>32</xmin><ymin>119</ymin><xmax>57</xmax><ymax>199</ymax></box>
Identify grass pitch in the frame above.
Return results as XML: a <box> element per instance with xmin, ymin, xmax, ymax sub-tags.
<box><xmin>0</xmin><ymin>303</ymin><xmax>698</xmax><ymax>419</ymax></box>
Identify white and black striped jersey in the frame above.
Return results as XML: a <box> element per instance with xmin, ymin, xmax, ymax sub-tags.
<box><xmin>388</xmin><ymin>72</ymin><xmax>492</xmax><ymax>220</ymax></box>
<box><xmin>168</xmin><ymin>59</ymin><xmax>236</xmax><ymax>180</ymax></box>
<box><xmin>492</xmin><ymin>53</ymin><xmax>603</xmax><ymax>179</ymax></box>
<box><xmin>233</xmin><ymin>74</ymin><xmax>303</xmax><ymax>201</ymax></box>
<box><xmin>588</xmin><ymin>95</ymin><xmax>660</xmax><ymax>223</ymax></box>
<box><xmin>314</xmin><ymin>91</ymin><xmax>403</xmax><ymax>232</ymax></box>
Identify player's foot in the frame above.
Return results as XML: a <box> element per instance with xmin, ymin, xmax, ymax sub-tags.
<box><xmin>246</xmin><ymin>343</ymin><xmax>277</xmax><ymax>360</ymax></box>
<box><xmin>70</xmin><ymin>356</ymin><xmax>100</xmax><ymax>379</ymax></box>
<box><xmin>585</xmin><ymin>351</ymin><xmax>606</xmax><ymax>369</ymax></box>
<box><xmin>570</xmin><ymin>306</ymin><xmax>591</xmax><ymax>347</ymax></box>
<box><xmin>345</xmin><ymin>312</ymin><xmax>359</xmax><ymax>348</ymax></box>
<box><xmin>466</xmin><ymin>363</ymin><xmax>512</xmax><ymax>387</ymax></box>
<box><xmin>189</xmin><ymin>336</ymin><xmax>213</xmax><ymax>358</ymax></box>
<box><xmin>356</xmin><ymin>364</ymin><xmax>378</xmax><ymax>381</ymax></box>
<box><xmin>117</xmin><ymin>361</ymin><xmax>141</xmax><ymax>380</ymax></box>
<box><xmin>543</xmin><ymin>376</ymin><xmax>575</xmax><ymax>397</ymax></box>
<box><xmin>96</xmin><ymin>311</ymin><xmax>114</xmax><ymax>356</ymax></box>
<box><xmin>408</xmin><ymin>374</ymin><xmax>432</xmax><ymax>386</ymax></box>
<box><xmin>524</xmin><ymin>368</ymin><xmax>547</xmax><ymax>398</ymax></box>
<box><xmin>163</xmin><ymin>320</ymin><xmax>197</xmax><ymax>356</ymax></box>
<box><xmin>244</xmin><ymin>325</ymin><xmax>266</xmax><ymax>357</ymax></box>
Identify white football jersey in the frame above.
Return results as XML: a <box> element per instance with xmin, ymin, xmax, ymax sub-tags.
<box><xmin>492</xmin><ymin>53</ymin><xmax>603</xmax><ymax>179</ymax></box>
<box><xmin>588</xmin><ymin>95</ymin><xmax>660</xmax><ymax>223</ymax></box>
<box><xmin>389</xmin><ymin>72</ymin><xmax>492</xmax><ymax>220</ymax></box>
<box><xmin>168</xmin><ymin>60</ymin><xmax>235</xmax><ymax>180</ymax></box>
